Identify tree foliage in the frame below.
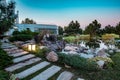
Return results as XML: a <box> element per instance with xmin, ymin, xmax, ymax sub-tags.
<box><xmin>21</xmin><ymin>18</ymin><xmax>36</xmax><ymax>24</ymax></box>
<box><xmin>115</xmin><ymin>22</ymin><xmax>120</xmax><ymax>36</ymax></box>
<box><xmin>58</xmin><ymin>26</ymin><xmax>63</xmax><ymax>35</ymax></box>
<box><xmin>0</xmin><ymin>0</ymin><xmax>16</xmax><ymax>36</ymax></box>
<box><xmin>103</xmin><ymin>25</ymin><xmax>116</xmax><ymax>34</ymax></box>
<box><xmin>64</xmin><ymin>20</ymin><xmax>82</xmax><ymax>35</ymax></box>
<box><xmin>84</xmin><ymin>20</ymin><xmax>101</xmax><ymax>40</ymax></box>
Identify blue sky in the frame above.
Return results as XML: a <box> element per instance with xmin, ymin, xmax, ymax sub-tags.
<box><xmin>11</xmin><ymin>0</ymin><xmax>120</xmax><ymax>28</ymax></box>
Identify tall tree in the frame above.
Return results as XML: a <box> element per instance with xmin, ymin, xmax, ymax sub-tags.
<box><xmin>84</xmin><ymin>20</ymin><xmax>101</xmax><ymax>40</ymax></box>
<box><xmin>103</xmin><ymin>25</ymin><xmax>116</xmax><ymax>34</ymax></box>
<box><xmin>0</xmin><ymin>0</ymin><xmax>16</xmax><ymax>37</ymax></box>
<box><xmin>21</xmin><ymin>18</ymin><xmax>36</xmax><ymax>24</ymax></box>
<box><xmin>58</xmin><ymin>26</ymin><xmax>63</xmax><ymax>35</ymax></box>
<box><xmin>64</xmin><ymin>20</ymin><xmax>82</xmax><ymax>35</ymax></box>
<box><xmin>116</xmin><ymin>22</ymin><xmax>120</xmax><ymax>37</ymax></box>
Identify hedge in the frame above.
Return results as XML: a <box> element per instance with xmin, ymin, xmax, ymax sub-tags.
<box><xmin>57</xmin><ymin>53</ymin><xmax>98</xmax><ymax>71</ymax></box>
<box><xmin>9</xmin><ymin>34</ymin><xmax>33</xmax><ymax>42</ymax></box>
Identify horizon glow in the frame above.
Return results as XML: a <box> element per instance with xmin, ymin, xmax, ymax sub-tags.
<box><xmin>10</xmin><ymin>0</ymin><xmax>120</xmax><ymax>29</ymax></box>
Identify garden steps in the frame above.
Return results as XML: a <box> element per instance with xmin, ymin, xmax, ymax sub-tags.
<box><xmin>2</xmin><ymin>43</ymin><xmax>74</xmax><ymax>80</ymax></box>
<box><xmin>3</xmin><ymin>47</ymin><xmax>18</xmax><ymax>52</ymax></box>
<box><xmin>1</xmin><ymin>43</ymin><xmax>16</xmax><ymax>49</ymax></box>
<box><xmin>9</xmin><ymin>51</ymin><xmax>28</xmax><ymax>57</ymax></box>
<box><xmin>57</xmin><ymin>71</ymin><xmax>74</xmax><ymax>80</ymax></box>
<box><xmin>5</xmin><ymin>57</ymin><xmax>41</xmax><ymax>72</ymax></box>
<box><xmin>16</xmin><ymin>61</ymin><xmax>50</xmax><ymax>79</ymax></box>
<box><xmin>13</xmin><ymin>54</ymin><xmax>35</xmax><ymax>63</ymax></box>
<box><xmin>31</xmin><ymin>65</ymin><xmax>61</xmax><ymax>80</ymax></box>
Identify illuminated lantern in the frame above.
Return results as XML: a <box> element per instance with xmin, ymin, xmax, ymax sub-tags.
<box><xmin>28</xmin><ymin>44</ymin><xmax>36</xmax><ymax>51</ymax></box>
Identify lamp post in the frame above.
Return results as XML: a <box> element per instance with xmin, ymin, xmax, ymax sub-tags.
<box><xmin>28</xmin><ymin>44</ymin><xmax>36</xmax><ymax>51</ymax></box>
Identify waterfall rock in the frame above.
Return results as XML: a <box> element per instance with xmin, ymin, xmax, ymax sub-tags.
<box><xmin>96</xmin><ymin>49</ymin><xmax>109</xmax><ymax>58</ymax></box>
<box><xmin>97</xmin><ymin>60</ymin><xmax>105</xmax><ymax>68</ymax></box>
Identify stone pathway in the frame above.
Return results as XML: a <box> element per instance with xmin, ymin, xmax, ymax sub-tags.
<box><xmin>2</xmin><ymin>42</ymin><xmax>74</xmax><ymax>80</ymax></box>
<box><xmin>13</xmin><ymin>54</ymin><xmax>35</xmax><ymax>63</ymax></box>
<box><xmin>16</xmin><ymin>61</ymin><xmax>50</xmax><ymax>79</ymax></box>
<box><xmin>9</xmin><ymin>51</ymin><xmax>28</xmax><ymax>57</ymax></box>
<box><xmin>5</xmin><ymin>57</ymin><xmax>41</xmax><ymax>72</ymax></box>
<box><xmin>31</xmin><ymin>65</ymin><xmax>61</xmax><ymax>80</ymax></box>
<box><xmin>57</xmin><ymin>71</ymin><xmax>73</xmax><ymax>80</ymax></box>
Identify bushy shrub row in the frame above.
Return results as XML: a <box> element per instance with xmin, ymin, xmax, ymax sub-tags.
<box><xmin>9</xmin><ymin>30</ymin><xmax>39</xmax><ymax>42</ymax></box>
<box><xmin>0</xmin><ymin>48</ymin><xmax>13</xmax><ymax>69</ymax></box>
<box><xmin>0</xmin><ymin>70</ymin><xmax>9</xmax><ymax>80</ymax></box>
<box><xmin>12</xmin><ymin>30</ymin><xmax>38</xmax><ymax>36</ymax></box>
<box><xmin>57</xmin><ymin>53</ymin><xmax>98</xmax><ymax>71</ymax></box>
<box><xmin>9</xmin><ymin>34</ymin><xmax>33</xmax><ymax>42</ymax></box>
<box><xmin>0</xmin><ymin>48</ymin><xmax>13</xmax><ymax>80</ymax></box>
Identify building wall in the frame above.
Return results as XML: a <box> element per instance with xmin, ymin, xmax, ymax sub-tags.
<box><xmin>4</xmin><ymin>24</ymin><xmax>58</xmax><ymax>35</ymax></box>
<box><xmin>16</xmin><ymin>24</ymin><xmax>58</xmax><ymax>34</ymax></box>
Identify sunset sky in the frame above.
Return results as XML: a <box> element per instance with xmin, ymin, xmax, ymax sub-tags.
<box><xmin>11</xmin><ymin>0</ymin><xmax>120</xmax><ymax>29</ymax></box>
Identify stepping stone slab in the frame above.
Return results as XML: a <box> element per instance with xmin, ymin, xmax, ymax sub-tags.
<box><xmin>10</xmin><ymin>51</ymin><xmax>28</xmax><ymax>57</ymax></box>
<box><xmin>13</xmin><ymin>54</ymin><xmax>35</xmax><ymax>63</ymax></box>
<box><xmin>5</xmin><ymin>57</ymin><xmax>41</xmax><ymax>72</ymax></box>
<box><xmin>77</xmin><ymin>78</ymin><xmax>85</xmax><ymax>80</ymax></box>
<box><xmin>57</xmin><ymin>71</ymin><xmax>73</xmax><ymax>80</ymax></box>
<box><xmin>31</xmin><ymin>65</ymin><xmax>61</xmax><ymax>80</ymax></box>
<box><xmin>2</xmin><ymin>46</ymin><xmax>16</xmax><ymax>49</ymax></box>
<box><xmin>16</xmin><ymin>61</ymin><xmax>50</xmax><ymax>79</ymax></box>
<box><xmin>7</xmin><ymin>49</ymin><xmax>24</xmax><ymax>54</ymax></box>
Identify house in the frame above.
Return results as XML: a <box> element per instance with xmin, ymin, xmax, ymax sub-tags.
<box><xmin>5</xmin><ymin>24</ymin><xmax>58</xmax><ymax>35</ymax></box>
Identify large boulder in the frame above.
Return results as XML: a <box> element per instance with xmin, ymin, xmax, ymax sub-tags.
<box><xmin>46</xmin><ymin>51</ymin><xmax>58</xmax><ymax>62</ymax></box>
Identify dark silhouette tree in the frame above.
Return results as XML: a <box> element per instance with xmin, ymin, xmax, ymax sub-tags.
<box><xmin>84</xmin><ymin>20</ymin><xmax>101</xmax><ymax>40</ymax></box>
<box><xmin>64</xmin><ymin>20</ymin><xmax>82</xmax><ymax>35</ymax></box>
<box><xmin>116</xmin><ymin>22</ymin><xmax>120</xmax><ymax>37</ymax></box>
<box><xmin>0</xmin><ymin>0</ymin><xmax>16</xmax><ymax>37</ymax></box>
<box><xmin>103</xmin><ymin>25</ymin><xmax>116</xmax><ymax>34</ymax></box>
<box><xmin>58</xmin><ymin>26</ymin><xmax>63</xmax><ymax>35</ymax></box>
<box><xmin>21</xmin><ymin>18</ymin><xmax>36</xmax><ymax>24</ymax></box>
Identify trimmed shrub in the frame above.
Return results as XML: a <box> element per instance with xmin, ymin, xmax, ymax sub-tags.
<box><xmin>12</xmin><ymin>30</ymin><xmax>20</xmax><ymax>35</ymax></box>
<box><xmin>57</xmin><ymin>53</ymin><xmax>98</xmax><ymax>71</ymax></box>
<box><xmin>86</xmin><ymin>40</ymin><xmax>100</xmax><ymax>48</ymax></box>
<box><xmin>63</xmin><ymin>36</ymin><xmax>76</xmax><ymax>43</ymax></box>
<box><xmin>57</xmin><ymin>35</ymin><xmax>63</xmax><ymax>40</ymax></box>
<box><xmin>112</xmin><ymin>53</ymin><xmax>120</xmax><ymax>70</ymax></box>
<box><xmin>89</xmin><ymin>57</ymin><xmax>114</xmax><ymax>69</ymax></box>
<box><xmin>35</xmin><ymin>48</ymin><xmax>50</xmax><ymax>58</ymax></box>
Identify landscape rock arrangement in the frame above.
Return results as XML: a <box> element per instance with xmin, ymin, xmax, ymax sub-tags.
<box><xmin>61</xmin><ymin>41</ymin><xmax>118</xmax><ymax>69</ymax></box>
<box><xmin>34</xmin><ymin>33</ymin><xmax>66</xmax><ymax>51</ymax></box>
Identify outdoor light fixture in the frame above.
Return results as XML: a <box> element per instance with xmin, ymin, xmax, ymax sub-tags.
<box><xmin>28</xmin><ymin>44</ymin><xmax>36</xmax><ymax>51</ymax></box>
